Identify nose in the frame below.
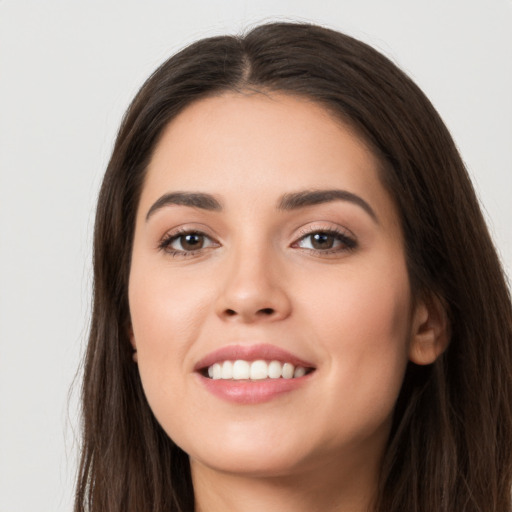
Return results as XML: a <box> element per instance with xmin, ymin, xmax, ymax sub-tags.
<box><xmin>214</xmin><ymin>245</ymin><xmax>292</xmax><ymax>324</ymax></box>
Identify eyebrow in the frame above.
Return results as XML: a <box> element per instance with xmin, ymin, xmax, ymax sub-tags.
<box><xmin>146</xmin><ymin>188</ymin><xmax>378</xmax><ymax>223</ymax></box>
<box><xmin>146</xmin><ymin>192</ymin><xmax>223</xmax><ymax>221</ymax></box>
<box><xmin>277</xmin><ymin>189</ymin><xmax>378</xmax><ymax>223</ymax></box>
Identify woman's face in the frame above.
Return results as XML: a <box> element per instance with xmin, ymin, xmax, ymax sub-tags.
<box><xmin>129</xmin><ymin>92</ymin><xmax>423</xmax><ymax>480</ymax></box>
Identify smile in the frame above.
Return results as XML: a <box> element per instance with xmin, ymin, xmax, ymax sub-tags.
<box><xmin>207</xmin><ymin>359</ymin><xmax>310</xmax><ymax>380</ymax></box>
<box><xmin>195</xmin><ymin>344</ymin><xmax>316</xmax><ymax>404</ymax></box>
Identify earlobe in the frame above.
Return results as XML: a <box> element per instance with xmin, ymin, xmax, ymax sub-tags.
<box><xmin>409</xmin><ymin>293</ymin><xmax>450</xmax><ymax>365</ymax></box>
<box><xmin>128</xmin><ymin>323</ymin><xmax>138</xmax><ymax>363</ymax></box>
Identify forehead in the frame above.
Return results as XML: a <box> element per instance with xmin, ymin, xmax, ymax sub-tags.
<box><xmin>139</xmin><ymin>92</ymin><xmax>397</xmax><ymax>227</ymax></box>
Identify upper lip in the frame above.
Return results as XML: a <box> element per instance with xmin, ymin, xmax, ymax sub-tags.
<box><xmin>194</xmin><ymin>344</ymin><xmax>315</xmax><ymax>371</ymax></box>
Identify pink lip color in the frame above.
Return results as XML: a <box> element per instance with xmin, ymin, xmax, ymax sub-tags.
<box><xmin>199</xmin><ymin>374</ymin><xmax>312</xmax><ymax>404</ymax></box>
<box><xmin>194</xmin><ymin>344</ymin><xmax>315</xmax><ymax>405</ymax></box>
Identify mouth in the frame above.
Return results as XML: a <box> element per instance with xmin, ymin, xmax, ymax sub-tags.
<box><xmin>194</xmin><ymin>344</ymin><xmax>316</xmax><ymax>404</ymax></box>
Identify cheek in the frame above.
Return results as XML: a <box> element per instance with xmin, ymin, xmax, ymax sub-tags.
<box><xmin>305</xmin><ymin>253</ymin><xmax>412</xmax><ymax>346</ymax></box>
<box><xmin>296</xmin><ymin>260</ymin><xmax>412</xmax><ymax>429</ymax></box>
<box><xmin>128</xmin><ymin>258</ymin><xmax>213</xmax><ymax>409</ymax></box>
<box><xmin>129</xmin><ymin>259</ymin><xmax>211</xmax><ymax>350</ymax></box>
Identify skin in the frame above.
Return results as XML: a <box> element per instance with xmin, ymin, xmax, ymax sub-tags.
<box><xmin>128</xmin><ymin>92</ymin><xmax>447</xmax><ymax>512</ymax></box>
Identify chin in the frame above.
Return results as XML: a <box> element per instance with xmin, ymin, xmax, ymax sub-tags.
<box><xmin>181</xmin><ymin>424</ymin><xmax>343</xmax><ymax>481</ymax></box>
<box><xmin>189</xmin><ymin>446</ymin><xmax>311</xmax><ymax>479</ymax></box>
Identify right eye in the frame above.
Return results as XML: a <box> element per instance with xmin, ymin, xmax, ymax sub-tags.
<box><xmin>159</xmin><ymin>230</ymin><xmax>219</xmax><ymax>256</ymax></box>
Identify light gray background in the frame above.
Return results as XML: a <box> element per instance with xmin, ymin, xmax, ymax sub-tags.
<box><xmin>0</xmin><ymin>1</ymin><xmax>510</xmax><ymax>511</ymax></box>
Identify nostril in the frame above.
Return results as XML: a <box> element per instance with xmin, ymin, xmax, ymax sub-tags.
<box><xmin>221</xmin><ymin>307</ymin><xmax>277</xmax><ymax>319</ymax></box>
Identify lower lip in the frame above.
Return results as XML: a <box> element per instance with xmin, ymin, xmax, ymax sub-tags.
<box><xmin>198</xmin><ymin>373</ymin><xmax>313</xmax><ymax>404</ymax></box>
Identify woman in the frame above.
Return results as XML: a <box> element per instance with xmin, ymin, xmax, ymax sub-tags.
<box><xmin>75</xmin><ymin>22</ymin><xmax>512</xmax><ymax>512</ymax></box>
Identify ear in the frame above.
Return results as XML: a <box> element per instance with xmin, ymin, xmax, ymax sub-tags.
<box><xmin>409</xmin><ymin>293</ymin><xmax>450</xmax><ymax>365</ymax></box>
<box><xmin>128</xmin><ymin>322</ymin><xmax>138</xmax><ymax>363</ymax></box>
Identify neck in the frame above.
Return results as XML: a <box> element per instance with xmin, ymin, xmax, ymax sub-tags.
<box><xmin>191</xmin><ymin>454</ymin><xmax>379</xmax><ymax>512</ymax></box>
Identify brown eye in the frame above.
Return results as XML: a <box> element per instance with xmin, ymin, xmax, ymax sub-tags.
<box><xmin>310</xmin><ymin>232</ymin><xmax>335</xmax><ymax>249</ymax></box>
<box><xmin>179</xmin><ymin>233</ymin><xmax>205</xmax><ymax>251</ymax></box>
<box><xmin>159</xmin><ymin>230</ymin><xmax>218</xmax><ymax>255</ymax></box>
<box><xmin>294</xmin><ymin>229</ymin><xmax>357</xmax><ymax>253</ymax></box>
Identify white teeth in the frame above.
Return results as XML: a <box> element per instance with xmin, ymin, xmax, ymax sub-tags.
<box><xmin>294</xmin><ymin>366</ymin><xmax>306</xmax><ymax>378</ymax></box>
<box><xmin>282</xmin><ymin>362</ymin><xmax>294</xmax><ymax>379</ymax></box>
<box><xmin>250</xmin><ymin>360</ymin><xmax>268</xmax><ymax>380</ymax></box>
<box><xmin>206</xmin><ymin>360</ymin><xmax>310</xmax><ymax>380</ymax></box>
<box><xmin>221</xmin><ymin>360</ymin><xmax>233</xmax><ymax>379</ymax></box>
<box><xmin>212</xmin><ymin>363</ymin><xmax>222</xmax><ymax>380</ymax></box>
<box><xmin>268</xmin><ymin>360</ymin><xmax>282</xmax><ymax>379</ymax></box>
<box><xmin>232</xmin><ymin>360</ymin><xmax>250</xmax><ymax>379</ymax></box>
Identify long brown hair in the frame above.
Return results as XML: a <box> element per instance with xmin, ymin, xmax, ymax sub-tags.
<box><xmin>75</xmin><ymin>22</ymin><xmax>512</xmax><ymax>512</ymax></box>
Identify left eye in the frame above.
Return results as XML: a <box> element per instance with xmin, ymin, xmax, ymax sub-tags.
<box><xmin>295</xmin><ymin>231</ymin><xmax>356</xmax><ymax>251</ymax></box>
<box><xmin>160</xmin><ymin>232</ymin><xmax>217</xmax><ymax>253</ymax></box>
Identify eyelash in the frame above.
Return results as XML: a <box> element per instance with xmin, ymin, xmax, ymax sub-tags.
<box><xmin>158</xmin><ymin>226</ymin><xmax>357</xmax><ymax>258</ymax></box>
<box><xmin>158</xmin><ymin>227</ymin><xmax>218</xmax><ymax>258</ymax></box>
<box><xmin>292</xmin><ymin>227</ymin><xmax>357</xmax><ymax>255</ymax></box>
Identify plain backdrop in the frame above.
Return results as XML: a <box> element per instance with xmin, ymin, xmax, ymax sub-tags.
<box><xmin>0</xmin><ymin>1</ymin><xmax>511</xmax><ymax>510</ymax></box>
